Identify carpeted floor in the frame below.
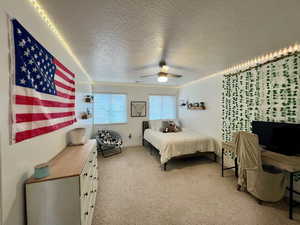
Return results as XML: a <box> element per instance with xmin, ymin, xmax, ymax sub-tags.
<box><xmin>92</xmin><ymin>146</ymin><xmax>300</xmax><ymax>225</ymax></box>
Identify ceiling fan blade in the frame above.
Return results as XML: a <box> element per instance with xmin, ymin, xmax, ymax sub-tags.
<box><xmin>140</xmin><ymin>74</ymin><xmax>157</xmax><ymax>78</ymax></box>
<box><xmin>167</xmin><ymin>73</ymin><xmax>183</xmax><ymax>78</ymax></box>
<box><xmin>131</xmin><ymin>64</ymin><xmax>157</xmax><ymax>72</ymax></box>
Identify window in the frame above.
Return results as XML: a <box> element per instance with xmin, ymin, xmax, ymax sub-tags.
<box><xmin>94</xmin><ymin>93</ymin><xmax>127</xmax><ymax>124</ymax></box>
<box><xmin>149</xmin><ymin>95</ymin><xmax>176</xmax><ymax>120</ymax></box>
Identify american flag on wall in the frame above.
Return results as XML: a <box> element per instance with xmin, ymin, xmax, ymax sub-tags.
<box><xmin>10</xmin><ymin>19</ymin><xmax>76</xmax><ymax>144</ymax></box>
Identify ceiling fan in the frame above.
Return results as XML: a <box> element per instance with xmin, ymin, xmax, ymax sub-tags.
<box><xmin>140</xmin><ymin>61</ymin><xmax>183</xmax><ymax>83</ymax></box>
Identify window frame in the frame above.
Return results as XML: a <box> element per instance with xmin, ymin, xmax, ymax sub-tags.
<box><xmin>148</xmin><ymin>94</ymin><xmax>177</xmax><ymax>120</ymax></box>
<box><xmin>93</xmin><ymin>92</ymin><xmax>128</xmax><ymax>125</ymax></box>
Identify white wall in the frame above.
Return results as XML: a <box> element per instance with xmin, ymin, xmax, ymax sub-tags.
<box><xmin>178</xmin><ymin>75</ymin><xmax>223</xmax><ymax>142</ymax></box>
<box><xmin>0</xmin><ymin>1</ymin><xmax>92</xmax><ymax>224</ymax></box>
<box><xmin>93</xmin><ymin>83</ymin><xmax>178</xmax><ymax>146</ymax></box>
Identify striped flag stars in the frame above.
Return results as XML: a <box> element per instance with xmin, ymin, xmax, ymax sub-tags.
<box><xmin>24</xmin><ymin>48</ymin><xmax>30</xmax><ymax>57</ymax></box>
<box><xmin>19</xmin><ymin>40</ymin><xmax>26</xmax><ymax>47</ymax></box>
<box><xmin>11</xmin><ymin>18</ymin><xmax>76</xmax><ymax>143</ymax></box>
<box><xmin>21</xmin><ymin>65</ymin><xmax>27</xmax><ymax>72</ymax></box>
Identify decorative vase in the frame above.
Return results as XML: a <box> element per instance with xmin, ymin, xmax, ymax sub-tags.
<box><xmin>68</xmin><ymin>128</ymin><xmax>87</xmax><ymax>145</ymax></box>
<box><xmin>34</xmin><ymin>163</ymin><xmax>49</xmax><ymax>179</ymax></box>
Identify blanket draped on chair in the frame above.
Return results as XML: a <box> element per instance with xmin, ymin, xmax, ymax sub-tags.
<box><xmin>235</xmin><ymin>131</ymin><xmax>287</xmax><ymax>202</ymax></box>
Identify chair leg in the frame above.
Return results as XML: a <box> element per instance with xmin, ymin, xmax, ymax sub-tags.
<box><xmin>221</xmin><ymin>148</ymin><xmax>224</xmax><ymax>177</ymax></box>
<box><xmin>289</xmin><ymin>172</ymin><xmax>294</xmax><ymax>220</ymax></box>
<box><xmin>235</xmin><ymin>158</ymin><xmax>238</xmax><ymax>178</ymax></box>
<box><xmin>163</xmin><ymin>163</ymin><xmax>167</xmax><ymax>171</ymax></box>
<box><xmin>101</xmin><ymin>148</ymin><xmax>105</xmax><ymax>157</ymax></box>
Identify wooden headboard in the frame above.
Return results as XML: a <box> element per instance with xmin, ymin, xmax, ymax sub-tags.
<box><xmin>142</xmin><ymin>121</ymin><xmax>149</xmax><ymax>137</ymax></box>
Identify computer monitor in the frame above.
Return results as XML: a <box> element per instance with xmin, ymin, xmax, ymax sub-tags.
<box><xmin>252</xmin><ymin>121</ymin><xmax>300</xmax><ymax>156</ymax></box>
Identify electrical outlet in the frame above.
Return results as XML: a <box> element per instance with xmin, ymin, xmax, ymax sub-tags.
<box><xmin>129</xmin><ymin>133</ymin><xmax>132</xmax><ymax>139</ymax></box>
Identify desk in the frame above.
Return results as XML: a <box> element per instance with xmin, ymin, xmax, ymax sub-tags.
<box><xmin>221</xmin><ymin>142</ymin><xmax>300</xmax><ymax>219</ymax></box>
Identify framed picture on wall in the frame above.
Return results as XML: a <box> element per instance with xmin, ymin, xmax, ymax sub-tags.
<box><xmin>131</xmin><ymin>101</ymin><xmax>147</xmax><ymax>117</ymax></box>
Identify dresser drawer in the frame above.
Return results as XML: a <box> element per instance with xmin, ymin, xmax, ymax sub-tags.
<box><xmin>81</xmin><ymin>203</ymin><xmax>90</xmax><ymax>225</ymax></box>
<box><xmin>85</xmin><ymin>204</ymin><xmax>94</xmax><ymax>225</ymax></box>
<box><xmin>89</xmin><ymin>148</ymin><xmax>97</xmax><ymax>161</ymax></box>
<box><xmin>80</xmin><ymin>169</ymin><xmax>91</xmax><ymax>196</ymax></box>
<box><xmin>81</xmin><ymin>180</ymin><xmax>96</xmax><ymax>225</ymax></box>
<box><xmin>92</xmin><ymin>172</ymin><xmax>98</xmax><ymax>192</ymax></box>
<box><xmin>85</xmin><ymin>187</ymin><xmax>97</xmax><ymax>225</ymax></box>
<box><xmin>80</xmin><ymin>148</ymin><xmax>97</xmax><ymax>196</ymax></box>
<box><xmin>80</xmin><ymin>146</ymin><xmax>98</xmax><ymax>225</ymax></box>
<box><xmin>81</xmin><ymin>186</ymin><xmax>96</xmax><ymax>224</ymax></box>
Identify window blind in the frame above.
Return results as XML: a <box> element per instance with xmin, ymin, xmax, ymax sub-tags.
<box><xmin>149</xmin><ymin>95</ymin><xmax>176</xmax><ymax>120</ymax></box>
<box><xmin>94</xmin><ymin>93</ymin><xmax>127</xmax><ymax>124</ymax></box>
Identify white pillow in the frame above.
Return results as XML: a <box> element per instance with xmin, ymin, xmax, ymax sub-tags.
<box><xmin>149</xmin><ymin>120</ymin><xmax>162</xmax><ymax>131</ymax></box>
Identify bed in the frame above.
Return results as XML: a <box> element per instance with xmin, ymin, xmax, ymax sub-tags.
<box><xmin>142</xmin><ymin>121</ymin><xmax>219</xmax><ymax>170</ymax></box>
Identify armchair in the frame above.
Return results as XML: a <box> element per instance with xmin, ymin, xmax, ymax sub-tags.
<box><xmin>96</xmin><ymin>130</ymin><xmax>122</xmax><ymax>157</ymax></box>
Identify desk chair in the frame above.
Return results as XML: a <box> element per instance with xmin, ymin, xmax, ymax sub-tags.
<box><xmin>236</xmin><ymin>131</ymin><xmax>287</xmax><ymax>202</ymax></box>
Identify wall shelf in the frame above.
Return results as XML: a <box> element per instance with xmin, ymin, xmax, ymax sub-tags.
<box><xmin>180</xmin><ymin>100</ymin><xmax>206</xmax><ymax>110</ymax></box>
<box><xmin>81</xmin><ymin>113</ymin><xmax>93</xmax><ymax>120</ymax></box>
<box><xmin>83</xmin><ymin>95</ymin><xmax>94</xmax><ymax>103</ymax></box>
<box><xmin>187</xmin><ymin>106</ymin><xmax>206</xmax><ymax>110</ymax></box>
<box><xmin>81</xmin><ymin>108</ymin><xmax>92</xmax><ymax>120</ymax></box>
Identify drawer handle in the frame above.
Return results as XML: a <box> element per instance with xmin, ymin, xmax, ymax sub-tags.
<box><xmin>83</xmin><ymin>173</ymin><xmax>88</xmax><ymax>176</ymax></box>
<box><xmin>90</xmin><ymin>175</ymin><xmax>93</xmax><ymax>178</ymax></box>
<box><xmin>91</xmin><ymin>205</ymin><xmax>94</xmax><ymax>208</ymax></box>
<box><xmin>93</xmin><ymin>165</ymin><xmax>96</xmax><ymax>167</ymax></box>
<box><xmin>85</xmin><ymin>212</ymin><xmax>89</xmax><ymax>216</ymax></box>
<box><xmin>90</xmin><ymin>190</ymin><xmax>94</xmax><ymax>193</ymax></box>
<box><xmin>89</xmin><ymin>160</ymin><xmax>92</xmax><ymax>163</ymax></box>
<box><xmin>84</xmin><ymin>192</ymin><xmax>88</xmax><ymax>197</ymax></box>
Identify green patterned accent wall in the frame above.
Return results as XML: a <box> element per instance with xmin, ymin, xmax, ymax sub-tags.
<box><xmin>222</xmin><ymin>52</ymin><xmax>300</xmax><ymax>181</ymax></box>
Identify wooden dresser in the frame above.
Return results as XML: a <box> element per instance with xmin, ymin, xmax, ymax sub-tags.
<box><xmin>25</xmin><ymin>139</ymin><xmax>98</xmax><ymax>225</ymax></box>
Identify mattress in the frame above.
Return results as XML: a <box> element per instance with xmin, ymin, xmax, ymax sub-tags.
<box><xmin>144</xmin><ymin>128</ymin><xmax>219</xmax><ymax>164</ymax></box>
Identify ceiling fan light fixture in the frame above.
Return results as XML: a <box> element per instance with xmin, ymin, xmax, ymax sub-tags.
<box><xmin>161</xmin><ymin>65</ymin><xmax>168</xmax><ymax>73</ymax></box>
<box><xmin>157</xmin><ymin>76</ymin><xmax>168</xmax><ymax>83</ymax></box>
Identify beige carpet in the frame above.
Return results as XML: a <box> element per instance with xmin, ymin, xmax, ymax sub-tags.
<box><xmin>92</xmin><ymin>146</ymin><xmax>300</xmax><ymax>225</ymax></box>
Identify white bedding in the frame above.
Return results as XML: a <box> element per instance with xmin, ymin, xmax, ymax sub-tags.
<box><xmin>144</xmin><ymin>128</ymin><xmax>219</xmax><ymax>164</ymax></box>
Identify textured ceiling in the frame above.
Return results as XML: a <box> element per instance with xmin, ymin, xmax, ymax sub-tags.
<box><xmin>39</xmin><ymin>0</ymin><xmax>300</xmax><ymax>86</ymax></box>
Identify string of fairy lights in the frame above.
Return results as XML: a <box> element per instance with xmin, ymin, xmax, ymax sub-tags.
<box><xmin>182</xmin><ymin>43</ymin><xmax>300</xmax><ymax>87</ymax></box>
<box><xmin>28</xmin><ymin>0</ymin><xmax>93</xmax><ymax>83</ymax></box>
<box><xmin>223</xmin><ymin>44</ymin><xmax>300</xmax><ymax>76</ymax></box>
<box><xmin>28</xmin><ymin>0</ymin><xmax>299</xmax><ymax>85</ymax></box>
